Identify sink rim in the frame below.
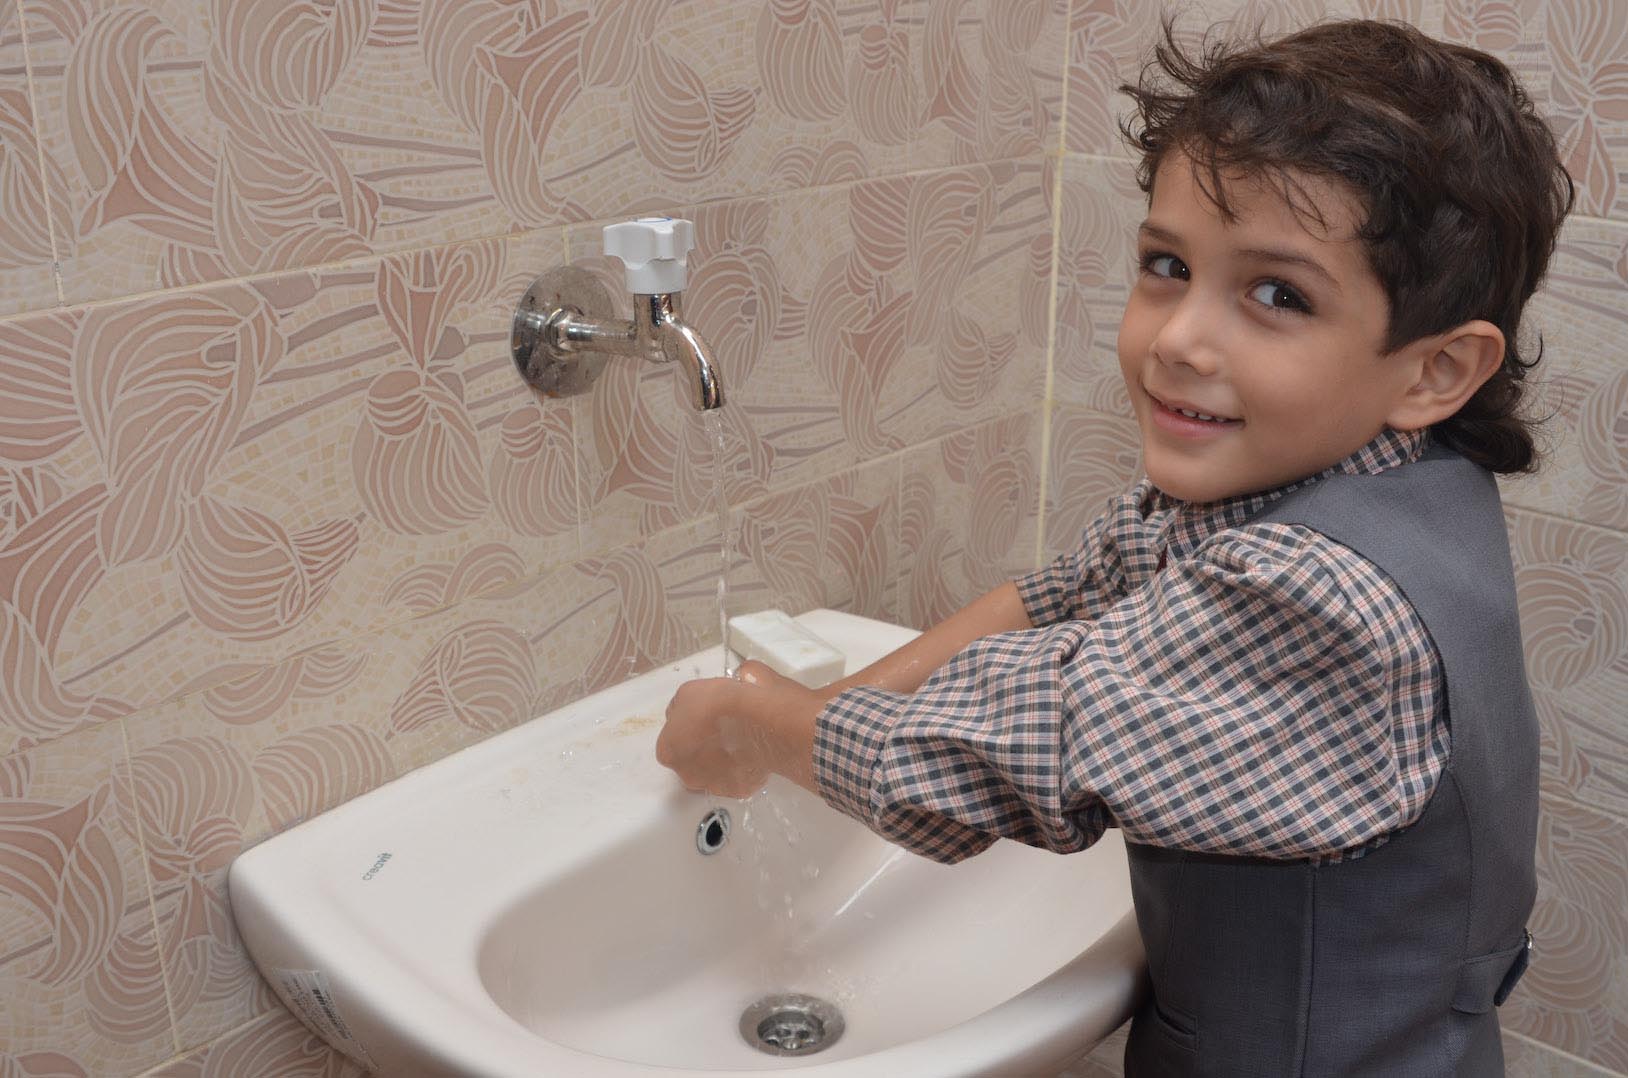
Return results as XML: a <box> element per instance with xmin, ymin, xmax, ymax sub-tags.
<box><xmin>228</xmin><ymin>608</ymin><xmax>1145</xmax><ymax>1077</ymax></box>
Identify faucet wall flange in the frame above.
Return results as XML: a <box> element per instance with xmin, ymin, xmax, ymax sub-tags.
<box><xmin>511</xmin><ymin>267</ymin><xmax>617</xmax><ymax>398</ymax></box>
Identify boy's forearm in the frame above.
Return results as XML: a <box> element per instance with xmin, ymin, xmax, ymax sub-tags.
<box><xmin>727</xmin><ymin>583</ymin><xmax>1033</xmax><ymax>800</ymax></box>
<box><xmin>827</xmin><ymin>582</ymin><xmax>1033</xmax><ymax>697</ymax></box>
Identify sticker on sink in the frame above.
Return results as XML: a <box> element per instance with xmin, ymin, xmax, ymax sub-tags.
<box><xmin>272</xmin><ymin>967</ymin><xmax>376</xmax><ymax>1069</ymax></box>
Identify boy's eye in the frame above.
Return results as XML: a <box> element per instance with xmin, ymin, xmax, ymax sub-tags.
<box><xmin>1248</xmin><ymin>279</ymin><xmax>1311</xmax><ymax>313</ymax></box>
<box><xmin>1141</xmin><ymin>253</ymin><xmax>1189</xmax><ymax>280</ymax></box>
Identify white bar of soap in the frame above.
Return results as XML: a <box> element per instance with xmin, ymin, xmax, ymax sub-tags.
<box><xmin>727</xmin><ymin>610</ymin><xmax>847</xmax><ymax>689</ymax></box>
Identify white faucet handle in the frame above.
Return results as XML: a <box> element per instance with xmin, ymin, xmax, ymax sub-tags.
<box><xmin>602</xmin><ymin>216</ymin><xmax>694</xmax><ymax>294</ymax></box>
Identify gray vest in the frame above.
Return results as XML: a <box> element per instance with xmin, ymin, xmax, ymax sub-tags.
<box><xmin>1124</xmin><ymin>445</ymin><xmax>1538</xmax><ymax>1077</ymax></box>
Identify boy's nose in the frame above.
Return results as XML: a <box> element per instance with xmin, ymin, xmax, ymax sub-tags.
<box><xmin>1150</xmin><ymin>295</ymin><xmax>1223</xmax><ymax>376</ymax></box>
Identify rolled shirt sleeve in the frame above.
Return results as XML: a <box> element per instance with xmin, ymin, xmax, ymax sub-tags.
<box><xmin>813</xmin><ymin>523</ymin><xmax>1444</xmax><ymax>866</ymax></box>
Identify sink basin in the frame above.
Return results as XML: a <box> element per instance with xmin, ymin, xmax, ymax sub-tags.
<box><xmin>228</xmin><ymin>609</ymin><xmax>1143</xmax><ymax>1076</ymax></box>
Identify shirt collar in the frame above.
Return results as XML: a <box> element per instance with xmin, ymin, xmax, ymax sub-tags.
<box><xmin>1155</xmin><ymin>428</ymin><xmax>1427</xmax><ymax>552</ymax></box>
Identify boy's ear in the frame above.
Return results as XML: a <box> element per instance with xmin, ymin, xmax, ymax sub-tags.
<box><xmin>1385</xmin><ymin>320</ymin><xmax>1506</xmax><ymax>432</ymax></box>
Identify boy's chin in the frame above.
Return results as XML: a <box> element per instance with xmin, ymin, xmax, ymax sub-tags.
<box><xmin>1144</xmin><ymin>459</ymin><xmax>1259</xmax><ymax>504</ymax></box>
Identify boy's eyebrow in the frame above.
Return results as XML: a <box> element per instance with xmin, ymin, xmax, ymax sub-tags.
<box><xmin>1137</xmin><ymin>221</ymin><xmax>1344</xmax><ymax>295</ymax></box>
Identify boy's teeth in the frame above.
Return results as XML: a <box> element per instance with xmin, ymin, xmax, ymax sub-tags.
<box><xmin>1176</xmin><ymin>408</ymin><xmax>1220</xmax><ymax>421</ymax></box>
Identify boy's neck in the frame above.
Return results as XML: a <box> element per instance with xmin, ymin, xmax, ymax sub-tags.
<box><xmin>1162</xmin><ymin>428</ymin><xmax>1426</xmax><ymax>514</ymax></box>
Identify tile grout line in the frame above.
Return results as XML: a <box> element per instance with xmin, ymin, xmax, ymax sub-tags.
<box><xmin>115</xmin><ymin>715</ymin><xmax>186</xmax><ymax>1058</ymax></box>
<box><xmin>103</xmin><ymin>444</ymin><xmax>924</xmax><ymax>739</ymax></box>
<box><xmin>893</xmin><ymin>448</ymin><xmax>905</xmax><ymax>625</ymax></box>
<box><xmin>0</xmin><ymin>155</ymin><xmax>1059</xmax><ymax>327</ymax></box>
<box><xmin>1041</xmin><ymin>153</ymin><xmax>1067</xmax><ymax>573</ymax></box>
<box><xmin>99</xmin><ymin>470</ymin><xmax>1628</xmax><ymax>823</ymax></box>
<box><xmin>1541</xmin><ymin>785</ymin><xmax>1628</xmax><ymax>832</ymax></box>
<box><xmin>1504</xmin><ymin>498</ymin><xmax>1628</xmax><ymax>544</ymax></box>
<box><xmin>0</xmin><ymin>227</ymin><xmax>533</xmax><ymax>324</ymax></box>
<box><xmin>131</xmin><ymin>1011</ymin><xmax>278</xmax><ymax>1076</ymax></box>
<box><xmin>561</xmin><ymin>223</ymin><xmax>589</xmax><ymax>569</ymax></box>
<box><xmin>0</xmin><ymin>142</ymin><xmax>1617</xmax><ymax>330</ymax></box>
<box><xmin>1052</xmin><ymin>148</ymin><xmax>1628</xmax><ymax>235</ymax></box>
<box><xmin>12</xmin><ymin>0</ymin><xmax>65</xmax><ymax>306</ymax></box>
<box><xmin>1035</xmin><ymin>4</ymin><xmax>1075</xmax><ymax>572</ymax></box>
<box><xmin>1505</xmin><ymin>1030</ymin><xmax>1628</xmax><ymax>1077</ymax></box>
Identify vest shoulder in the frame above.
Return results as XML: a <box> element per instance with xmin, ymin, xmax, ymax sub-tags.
<box><xmin>1258</xmin><ymin>448</ymin><xmax>1502</xmax><ymax>531</ymax></box>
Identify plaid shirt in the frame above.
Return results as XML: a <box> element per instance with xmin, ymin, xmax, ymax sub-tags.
<box><xmin>815</xmin><ymin>428</ymin><xmax>1446</xmax><ymax>865</ymax></box>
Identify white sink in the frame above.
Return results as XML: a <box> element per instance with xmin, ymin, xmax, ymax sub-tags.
<box><xmin>228</xmin><ymin>609</ymin><xmax>1144</xmax><ymax>1077</ymax></box>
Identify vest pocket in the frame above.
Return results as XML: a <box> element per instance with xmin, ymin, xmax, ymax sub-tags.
<box><xmin>1126</xmin><ymin>994</ymin><xmax>1199</xmax><ymax>1076</ymax></box>
<box><xmin>1151</xmin><ymin>1001</ymin><xmax>1199</xmax><ymax>1048</ymax></box>
<box><xmin>1451</xmin><ymin>931</ymin><xmax>1533</xmax><ymax>1014</ymax></box>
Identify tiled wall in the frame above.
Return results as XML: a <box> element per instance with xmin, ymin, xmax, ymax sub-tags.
<box><xmin>0</xmin><ymin>2</ymin><xmax>1621</xmax><ymax>1078</ymax></box>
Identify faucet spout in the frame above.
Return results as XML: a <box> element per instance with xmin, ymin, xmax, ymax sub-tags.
<box><xmin>509</xmin><ymin>218</ymin><xmax>726</xmax><ymax>410</ymax></box>
<box><xmin>634</xmin><ymin>292</ymin><xmax>725</xmax><ymax>411</ymax></box>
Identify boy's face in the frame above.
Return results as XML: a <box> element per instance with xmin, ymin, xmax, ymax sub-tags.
<box><xmin>1118</xmin><ymin>150</ymin><xmax>1419</xmax><ymax>503</ymax></box>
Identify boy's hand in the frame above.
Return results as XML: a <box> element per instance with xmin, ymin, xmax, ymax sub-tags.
<box><xmin>656</xmin><ymin>660</ymin><xmax>824</xmax><ymax>797</ymax></box>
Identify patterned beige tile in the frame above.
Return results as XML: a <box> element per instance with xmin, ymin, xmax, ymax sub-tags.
<box><xmin>19</xmin><ymin>0</ymin><xmax>216</xmax><ymax>304</ymax></box>
<box><xmin>21</xmin><ymin>0</ymin><xmax>1050</xmax><ymax>306</ymax></box>
<box><xmin>1440</xmin><ymin>0</ymin><xmax>1628</xmax><ymax>224</ymax></box>
<box><xmin>0</xmin><ymin>720</ymin><xmax>178</xmax><ymax>1076</ymax></box>
<box><xmin>1066</xmin><ymin>0</ymin><xmax>1447</xmax><ymax>159</ymax></box>
<box><xmin>0</xmin><ymin>3</ymin><xmax>65</xmax><ymax>318</ymax></box>
<box><xmin>1505</xmin><ymin>1031</ymin><xmax>1627</xmax><ymax>1077</ymax></box>
<box><xmin>543</xmin><ymin>0</ymin><xmax>930</xmax><ymax>213</ymax></box>
<box><xmin>113</xmin><ymin>617</ymin><xmax>525</xmax><ymax>1047</ymax></box>
<box><xmin>1051</xmin><ymin>1022</ymin><xmax>1624</xmax><ymax>1077</ymax></box>
<box><xmin>0</xmin><ymin>228</ymin><xmax>586</xmax><ymax>744</ymax></box>
<box><xmin>141</xmin><ymin>1007</ymin><xmax>367</xmax><ymax>1078</ymax></box>
<box><xmin>117</xmin><ymin>512</ymin><xmax>727</xmax><ymax>1050</ymax></box>
<box><xmin>118</xmin><ymin>716</ymin><xmax>283</xmax><ymax>1052</ymax></box>
<box><xmin>1503</xmin><ymin>793</ymin><xmax>1628</xmax><ymax>1074</ymax></box>
<box><xmin>22</xmin><ymin>0</ymin><xmax>509</xmax><ymax>304</ymax></box>
<box><xmin>912</xmin><ymin>0</ymin><xmax>1072</xmax><ymax>166</ymax></box>
<box><xmin>896</xmin><ymin>412</ymin><xmax>1043</xmax><ymax>630</ymax></box>
<box><xmin>1050</xmin><ymin>153</ymin><xmax>1143</xmax><ymax>414</ymax></box>
<box><xmin>728</xmin><ymin>456</ymin><xmax>901</xmax><ymax>630</ymax></box>
<box><xmin>1064</xmin><ymin>0</ymin><xmax>1165</xmax><ymax>157</ymax></box>
<box><xmin>1056</xmin><ymin>1017</ymin><xmax>1128</xmax><ymax>1077</ymax></box>
<box><xmin>1500</xmin><ymin>214</ymin><xmax>1628</xmax><ymax>534</ymax></box>
<box><xmin>1042</xmin><ymin>405</ymin><xmax>1143</xmax><ymax>564</ymax></box>
<box><xmin>1508</xmin><ymin>509</ymin><xmax>1628</xmax><ymax>823</ymax></box>
<box><xmin>571</xmin><ymin>161</ymin><xmax>1053</xmax><ymax>557</ymax></box>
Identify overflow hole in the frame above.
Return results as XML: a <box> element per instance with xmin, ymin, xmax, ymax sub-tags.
<box><xmin>696</xmin><ymin>808</ymin><xmax>731</xmax><ymax>854</ymax></box>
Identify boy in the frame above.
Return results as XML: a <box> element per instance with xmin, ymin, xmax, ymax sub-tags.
<box><xmin>657</xmin><ymin>19</ymin><xmax>1572</xmax><ymax>1076</ymax></box>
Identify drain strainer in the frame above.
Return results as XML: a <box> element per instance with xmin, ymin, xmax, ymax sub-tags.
<box><xmin>739</xmin><ymin>993</ymin><xmax>844</xmax><ymax>1056</ymax></box>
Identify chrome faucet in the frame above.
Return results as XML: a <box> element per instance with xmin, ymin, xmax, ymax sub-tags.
<box><xmin>511</xmin><ymin>217</ymin><xmax>724</xmax><ymax>411</ymax></box>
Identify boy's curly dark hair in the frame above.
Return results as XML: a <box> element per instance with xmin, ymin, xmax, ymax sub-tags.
<box><xmin>1119</xmin><ymin>19</ymin><xmax>1575</xmax><ymax>474</ymax></box>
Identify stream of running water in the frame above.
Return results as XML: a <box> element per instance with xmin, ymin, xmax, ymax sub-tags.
<box><xmin>703</xmin><ymin>410</ymin><xmax>732</xmax><ymax>677</ymax></box>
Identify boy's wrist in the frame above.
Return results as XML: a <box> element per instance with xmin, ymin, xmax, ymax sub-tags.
<box><xmin>739</xmin><ymin>668</ymin><xmax>823</xmax><ymax>791</ymax></box>
<box><xmin>768</xmin><ymin>689</ymin><xmax>822</xmax><ymax>791</ymax></box>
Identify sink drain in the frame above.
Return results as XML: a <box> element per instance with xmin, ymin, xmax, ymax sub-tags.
<box><xmin>739</xmin><ymin>993</ymin><xmax>844</xmax><ymax>1056</ymax></box>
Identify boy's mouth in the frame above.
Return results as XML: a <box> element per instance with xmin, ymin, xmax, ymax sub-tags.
<box><xmin>1148</xmin><ymin>392</ymin><xmax>1241</xmax><ymax>427</ymax></box>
